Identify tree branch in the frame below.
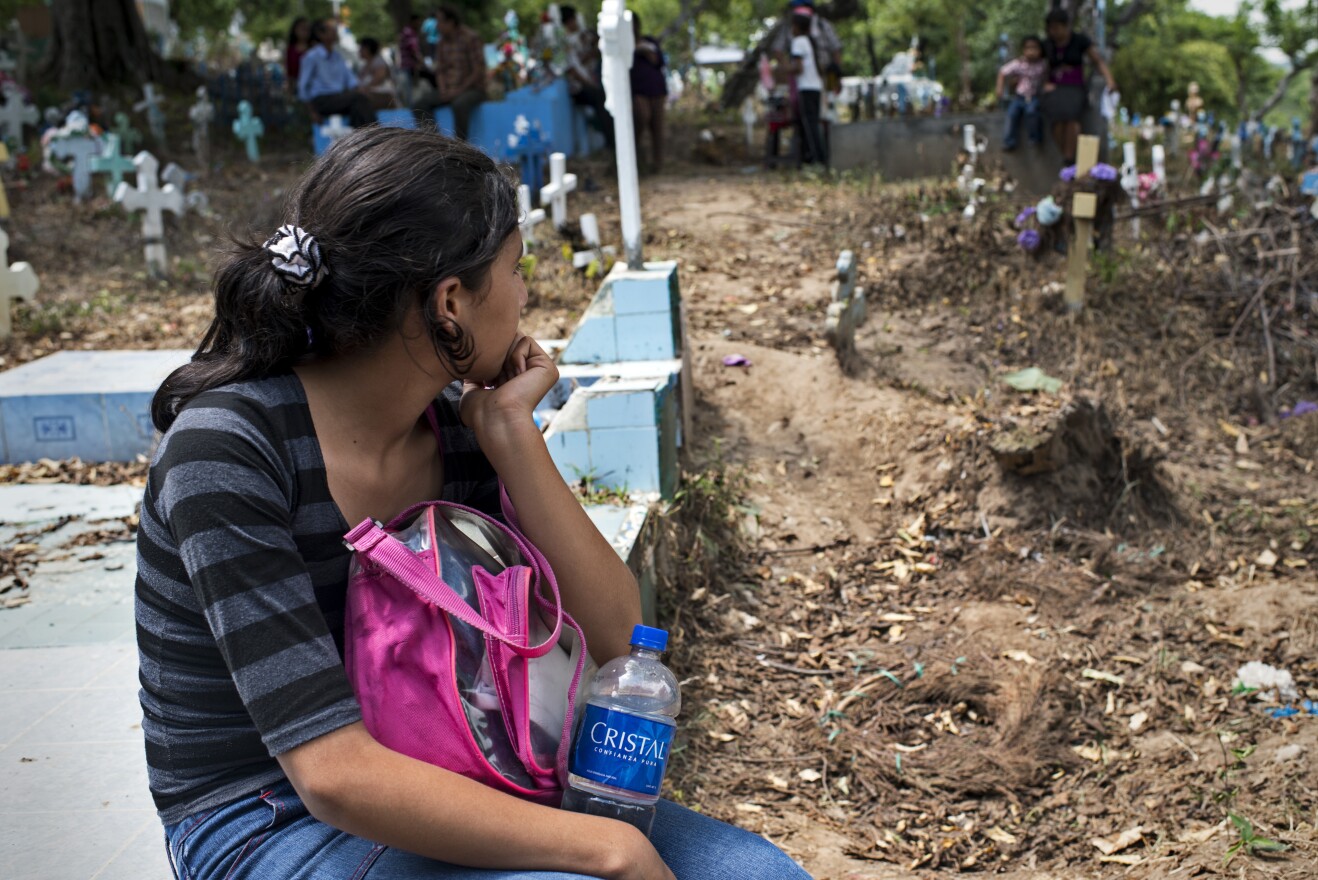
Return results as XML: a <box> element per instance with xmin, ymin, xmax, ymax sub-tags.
<box><xmin>1252</xmin><ymin>53</ymin><xmax>1313</xmax><ymax>121</ymax></box>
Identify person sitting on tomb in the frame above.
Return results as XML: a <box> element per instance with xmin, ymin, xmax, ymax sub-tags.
<box><xmin>995</xmin><ymin>35</ymin><xmax>1047</xmax><ymax>151</ymax></box>
<box><xmin>137</xmin><ymin>124</ymin><xmax>814</xmax><ymax>880</ymax></box>
<box><xmin>297</xmin><ymin>18</ymin><xmax>376</xmax><ymax>128</ymax></box>
<box><xmin>358</xmin><ymin>37</ymin><xmax>400</xmax><ymax>110</ymax></box>
<box><xmin>412</xmin><ymin>5</ymin><xmax>487</xmax><ymax>142</ymax></box>
<box><xmin>1039</xmin><ymin>8</ymin><xmax>1116</xmax><ymax>168</ymax></box>
<box><xmin>561</xmin><ymin>4</ymin><xmax>615</xmax><ymax>150</ymax></box>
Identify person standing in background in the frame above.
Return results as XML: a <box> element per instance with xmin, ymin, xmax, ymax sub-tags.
<box><xmin>630</xmin><ymin>12</ymin><xmax>667</xmax><ymax>171</ymax></box>
<box><xmin>561</xmin><ymin>5</ymin><xmax>615</xmax><ymax>149</ymax></box>
<box><xmin>398</xmin><ymin>14</ymin><xmax>436</xmax><ymax>106</ymax></box>
<box><xmin>412</xmin><ymin>5</ymin><xmax>487</xmax><ymax>141</ymax></box>
<box><xmin>770</xmin><ymin>0</ymin><xmax>841</xmax><ymax>82</ymax></box>
<box><xmin>285</xmin><ymin>17</ymin><xmax>311</xmax><ymax>93</ymax></box>
<box><xmin>1040</xmin><ymin>8</ymin><xmax>1116</xmax><ymax>167</ymax></box>
<box><xmin>789</xmin><ymin>10</ymin><xmax>826</xmax><ymax>167</ymax></box>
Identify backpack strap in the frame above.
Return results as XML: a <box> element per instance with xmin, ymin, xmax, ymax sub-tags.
<box><xmin>344</xmin><ymin>517</ymin><xmax>563</xmax><ymax>658</ymax></box>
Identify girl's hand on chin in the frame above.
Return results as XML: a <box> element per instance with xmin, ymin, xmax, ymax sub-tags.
<box><xmin>459</xmin><ymin>334</ymin><xmax>559</xmax><ymax>440</ymax></box>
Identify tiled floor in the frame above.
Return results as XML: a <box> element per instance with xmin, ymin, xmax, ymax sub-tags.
<box><xmin>1</xmin><ymin>485</ymin><xmax>169</xmax><ymax>879</ymax></box>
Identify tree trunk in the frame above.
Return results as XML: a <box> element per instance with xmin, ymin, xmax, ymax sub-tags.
<box><xmin>39</xmin><ymin>0</ymin><xmax>170</xmax><ymax>91</ymax></box>
<box><xmin>387</xmin><ymin>0</ymin><xmax>412</xmax><ymax>32</ymax></box>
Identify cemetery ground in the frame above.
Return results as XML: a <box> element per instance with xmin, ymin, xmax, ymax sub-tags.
<box><xmin>2</xmin><ymin>126</ymin><xmax>1316</xmax><ymax>880</ymax></box>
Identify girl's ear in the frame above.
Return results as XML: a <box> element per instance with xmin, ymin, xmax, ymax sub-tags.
<box><xmin>430</xmin><ymin>276</ymin><xmax>466</xmax><ymax>324</ymax></box>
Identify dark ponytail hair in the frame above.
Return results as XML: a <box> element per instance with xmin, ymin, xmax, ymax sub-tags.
<box><xmin>152</xmin><ymin>126</ymin><xmax>519</xmax><ymax>431</ymax></box>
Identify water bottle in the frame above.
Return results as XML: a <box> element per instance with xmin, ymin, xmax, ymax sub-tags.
<box><xmin>561</xmin><ymin>625</ymin><xmax>680</xmax><ymax>836</ymax></box>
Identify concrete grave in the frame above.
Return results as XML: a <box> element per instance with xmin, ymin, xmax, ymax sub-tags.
<box><xmin>189</xmin><ymin>85</ymin><xmax>214</xmax><ymax>167</ymax></box>
<box><xmin>823</xmin><ymin>250</ymin><xmax>866</xmax><ymax>373</ymax></box>
<box><xmin>113</xmin><ymin>151</ymin><xmax>184</xmax><ymax>277</ymax></box>
<box><xmin>544</xmin><ymin>370</ymin><xmax>681</xmax><ymax>498</ymax></box>
<box><xmin>559</xmin><ymin>260</ymin><xmax>681</xmax><ymax>364</ymax></box>
<box><xmin>0</xmin><ymin>227</ymin><xmax>38</xmax><ymax>342</ymax></box>
<box><xmin>0</xmin><ymin>349</ymin><xmax>188</xmax><ymax>464</ymax></box>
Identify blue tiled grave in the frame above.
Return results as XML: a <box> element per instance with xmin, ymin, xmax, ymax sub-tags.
<box><xmin>584</xmin><ymin>502</ymin><xmax>659</xmax><ymax>625</ymax></box>
<box><xmin>543</xmin><ymin>372</ymin><xmax>680</xmax><ymax>499</ymax></box>
<box><xmin>0</xmin><ymin>350</ymin><xmax>190</xmax><ymax>464</ymax></box>
<box><xmin>559</xmin><ymin>261</ymin><xmax>682</xmax><ymax>365</ymax></box>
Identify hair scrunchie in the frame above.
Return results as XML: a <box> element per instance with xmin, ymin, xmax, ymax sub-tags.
<box><xmin>264</xmin><ymin>224</ymin><xmax>328</xmax><ymax>290</ymax></box>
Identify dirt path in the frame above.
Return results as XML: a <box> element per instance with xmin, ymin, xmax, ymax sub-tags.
<box><xmin>634</xmin><ymin>172</ymin><xmax>1316</xmax><ymax>879</ymax></box>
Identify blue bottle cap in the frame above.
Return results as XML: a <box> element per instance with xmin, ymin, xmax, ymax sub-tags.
<box><xmin>630</xmin><ymin>625</ymin><xmax>668</xmax><ymax>652</ymax></box>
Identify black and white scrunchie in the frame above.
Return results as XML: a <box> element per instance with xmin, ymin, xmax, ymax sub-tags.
<box><xmin>264</xmin><ymin>224</ymin><xmax>328</xmax><ymax>289</ymax></box>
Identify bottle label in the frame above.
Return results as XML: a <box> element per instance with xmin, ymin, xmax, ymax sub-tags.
<box><xmin>570</xmin><ymin>705</ymin><xmax>675</xmax><ymax>797</ymax></box>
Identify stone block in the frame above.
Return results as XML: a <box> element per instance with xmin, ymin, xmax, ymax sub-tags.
<box><xmin>0</xmin><ymin>350</ymin><xmax>189</xmax><ymax>464</ymax></box>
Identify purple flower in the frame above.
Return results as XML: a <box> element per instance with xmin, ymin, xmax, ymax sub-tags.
<box><xmin>1089</xmin><ymin>163</ymin><xmax>1118</xmax><ymax>181</ymax></box>
<box><xmin>1014</xmin><ymin>206</ymin><xmax>1037</xmax><ymax>227</ymax></box>
<box><xmin>1017</xmin><ymin>229</ymin><xmax>1041</xmax><ymax>251</ymax></box>
<box><xmin>1282</xmin><ymin>400</ymin><xmax>1318</xmax><ymax>418</ymax></box>
<box><xmin>1059</xmin><ymin>165</ymin><xmax>1077</xmax><ymax>182</ymax></box>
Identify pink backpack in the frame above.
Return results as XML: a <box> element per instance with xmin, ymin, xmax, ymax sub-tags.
<box><xmin>342</xmin><ymin>493</ymin><xmax>592</xmax><ymax>805</ymax></box>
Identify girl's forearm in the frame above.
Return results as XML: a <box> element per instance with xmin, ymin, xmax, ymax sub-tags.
<box><xmin>284</xmin><ymin>724</ymin><xmax>641</xmax><ymax>877</ymax></box>
<box><xmin>480</xmin><ymin>416</ymin><xmax>642</xmax><ymax>663</ymax></box>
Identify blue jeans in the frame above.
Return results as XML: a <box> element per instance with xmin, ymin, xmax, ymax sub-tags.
<box><xmin>1004</xmin><ymin>95</ymin><xmax>1042</xmax><ymax>149</ymax></box>
<box><xmin>164</xmin><ymin>780</ymin><xmax>812</xmax><ymax>879</ymax></box>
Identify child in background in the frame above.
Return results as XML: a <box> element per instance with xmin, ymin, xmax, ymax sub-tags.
<box><xmin>995</xmin><ymin>35</ymin><xmax>1047</xmax><ymax>151</ymax></box>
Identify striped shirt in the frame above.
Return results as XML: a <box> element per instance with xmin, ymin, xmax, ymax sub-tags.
<box><xmin>135</xmin><ymin>374</ymin><xmax>499</xmax><ymax>824</ymax></box>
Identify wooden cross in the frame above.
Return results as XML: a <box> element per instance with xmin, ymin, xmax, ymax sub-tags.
<box><xmin>49</xmin><ymin>134</ymin><xmax>100</xmax><ymax>203</ymax></box>
<box><xmin>517</xmin><ymin>184</ymin><xmax>546</xmax><ymax>245</ymax></box>
<box><xmin>1064</xmin><ymin>135</ymin><xmax>1100</xmax><ymax>313</ymax></box>
<box><xmin>539</xmin><ymin>151</ymin><xmax>577</xmax><ymax>230</ymax></box>
<box><xmin>0</xmin><ymin>85</ymin><xmax>37</xmax><ymax>146</ymax></box>
<box><xmin>113</xmin><ymin>151</ymin><xmax>183</xmax><ymax>277</ymax></box>
<box><xmin>232</xmin><ymin>100</ymin><xmax>263</xmax><ymax>163</ymax></box>
<box><xmin>0</xmin><ymin>227</ymin><xmax>38</xmax><ymax>341</ymax></box>
<box><xmin>91</xmin><ymin>133</ymin><xmax>136</xmax><ymax>197</ymax></box>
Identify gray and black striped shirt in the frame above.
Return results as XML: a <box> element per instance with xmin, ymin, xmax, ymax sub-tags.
<box><xmin>135</xmin><ymin>374</ymin><xmax>499</xmax><ymax>824</ymax></box>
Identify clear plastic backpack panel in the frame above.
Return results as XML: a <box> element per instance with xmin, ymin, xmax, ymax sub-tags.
<box><xmin>390</xmin><ymin>507</ymin><xmax>588</xmax><ymax>786</ymax></box>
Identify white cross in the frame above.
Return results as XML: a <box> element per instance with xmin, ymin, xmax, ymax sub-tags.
<box><xmin>572</xmin><ymin>213</ymin><xmax>614</xmax><ymax>269</ymax></box>
<box><xmin>49</xmin><ymin>135</ymin><xmax>100</xmax><ymax>203</ymax></box>
<box><xmin>0</xmin><ymin>227</ymin><xmax>38</xmax><ymax>341</ymax></box>
<box><xmin>1151</xmin><ymin>144</ymin><xmax>1166</xmax><ymax>188</ymax></box>
<box><xmin>740</xmin><ymin>97</ymin><xmax>756</xmax><ymax>149</ymax></box>
<box><xmin>539</xmin><ymin>152</ymin><xmax>577</xmax><ymax>230</ymax></box>
<box><xmin>517</xmin><ymin>184</ymin><xmax>546</xmax><ymax>245</ymax></box>
<box><xmin>113</xmin><ymin>151</ymin><xmax>183</xmax><ymax>277</ymax></box>
<box><xmin>598</xmin><ymin>0</ymin><xmax>642</xmax><ymax>268</ymax></box>
<box><xmin>1121</xmin><ymin>141</ymin><xmax>1140</xmax><ymax>236</ymax></box>
<box><xmin>0</xmin><ymin>84</ymin><xmax>37</xmax><ymax>145</ymax></box>
<box><xmin>320</xmin><ymin>115</ymin><xmax>352</xmax><ymax>143</ymax></box>
<box><xmin>135</xmin><ymin>83</ymin><xmax>166</xmax><ymax>144</ymax></box>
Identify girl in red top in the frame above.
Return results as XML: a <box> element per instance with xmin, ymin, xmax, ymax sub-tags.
<box><xmin>285</xmin><ymin>17</ymin><xmax>312</xmax><ymax>90</ymax></box>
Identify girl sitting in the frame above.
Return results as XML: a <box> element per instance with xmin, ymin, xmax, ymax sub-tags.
<box><xmin>136</xmin><ymin>127</ymin><xmax>811</xmax><ymax>880</ymax></box>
